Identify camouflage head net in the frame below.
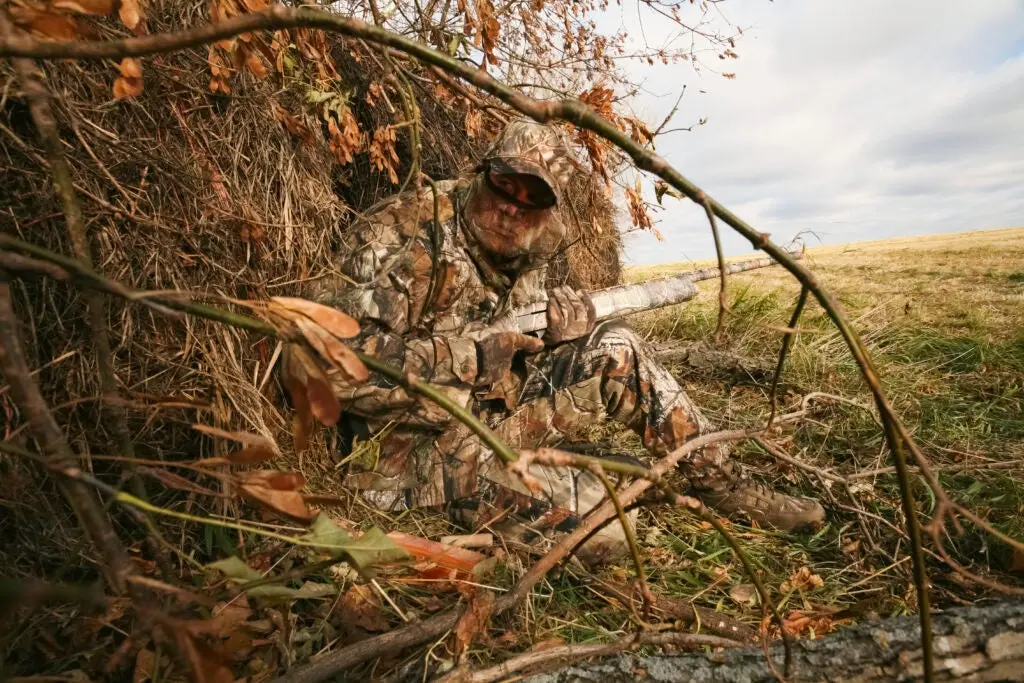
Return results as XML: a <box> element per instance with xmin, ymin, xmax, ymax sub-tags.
<box><xmin>481</xmin><ymin>119</ymin><xmax>577</xmax><ymax>205</ymax></box>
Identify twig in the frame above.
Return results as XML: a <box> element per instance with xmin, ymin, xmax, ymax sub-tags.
<box><xmin>698</xmin><ymin>193</ymin><xmax>729</xmax><ymax>343</ymax></box>
<box><xmin>768</xmin><ymin>286</ymin><xmax>808</xmax><ymax>427</ymax></box>
<box><xmin>592</xmin><ymin>465</ymin><xmax>652</xmax><ymax>619</ymax></box>
<box><xmin>754</xmin><ymin>436</ymin><xmax>848</xmax><ymax>485</ymax></box>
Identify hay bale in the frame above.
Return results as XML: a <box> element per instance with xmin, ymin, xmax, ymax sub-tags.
<box><xmin>0</xmin><ymin>8</ymin><xmax>621</xmax><ymax>574</ymax></box>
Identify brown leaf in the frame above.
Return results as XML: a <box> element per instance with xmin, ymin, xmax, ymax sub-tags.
<box><xmin>454</xmin><ymin>589</ymin><xmax>494</xmax><ymax>656</ymax></box>
<box><xmin>781</xmin><ymin>566</ymin><xmax>825</xmax><ymax>593</ymax></box>
<box><xmin>339</xmin><ymin>584</ymin><xmax>390</xmax><ymax>632</ymax></box>
<box><xmin>193</xmin><ymin>424</ymin><xmax>280</xmax><ymax>465</ymax></box>
<box><xmin>119</xmin><ymin>0</ymin><xmax>142</xmax><ymax>30</ymax></box>
<box><xmin>173</xmin><ymin>625</ymin><xmax>234</xmax><ymax>683</ymax></box>
<box><xmin>240</xmin><ymin>483</ymin><xmax>313</xmax><ymax>523</ymax></box>
<box><xmin>54</xmin><ymin>0</ymin><xmax>114</xmax><ymax>15</ymax></box>
<box><xmin>241</xmin><ymin>0</ymin><xmax>269</xmax><ymax>10</ymax></box>
<box><xmin>240</xmin><ymin>469</ymin><xmax>305</xmax><ymax>491</ymax></box>
<box><xmin>270</xmin><ymin>296</ymin><xmax>360</xmax><ymax>339</ymax></box>
<box><xmin>133</xmin><ymin>648</ymin><xmax>157</xmax><ymax>683</ymax></box>
<box><xmin>282</xmin><ymin>344</ymin><xmax>341</xmax><ymax>426</ymax></box>
<box><xmin>728</xmin><ymin>583</ymin><xmax>758</xmax><ymax>606</ymax></box>
<box><xmin>286</xmin><ymin>377</ymin><xmax>314</xmax><ymax>453</ymax></box>
<box><xmin>293</xmin><ymin>315</ymin><xmax>369</xmax><ymax>384</ymax></box>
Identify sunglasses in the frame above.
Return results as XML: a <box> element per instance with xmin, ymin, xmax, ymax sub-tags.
<box><xmin>484</xmin><ymin>170</ymin><xmax>557</xmax><ymax>210</ymax></box>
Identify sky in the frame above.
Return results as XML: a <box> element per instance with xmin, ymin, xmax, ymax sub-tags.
<box><xmin>606</xmin><ymin>0</ymin><xmax>1024</xmax><ymax>265</ymax></box>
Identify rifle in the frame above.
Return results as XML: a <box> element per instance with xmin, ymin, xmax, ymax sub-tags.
<box><xmin>513</xmin><ymin>247</ymin><xmax>804</xmax><ymax>334</ymax></box>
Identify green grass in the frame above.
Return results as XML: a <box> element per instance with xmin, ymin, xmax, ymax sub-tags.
<box><xmin>577</xmin><ymin>227</ymin><xmax>1024</xmax><ymax>634</ymax></box>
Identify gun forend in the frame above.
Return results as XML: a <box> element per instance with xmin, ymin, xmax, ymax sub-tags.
<box><xmin>513</xmin><ymin>247</ymin><xmax>803</xmax><ymax>335</ymax></box>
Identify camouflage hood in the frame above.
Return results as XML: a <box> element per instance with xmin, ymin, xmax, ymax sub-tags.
<box><xmin>480</xmin><ymin>119</ymin><xmax>577</xmax><ymax>205</ymax></box>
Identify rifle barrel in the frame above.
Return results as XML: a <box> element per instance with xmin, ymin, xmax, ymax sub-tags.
<box><xmin>513</xmin><ymin>247</ymin><xmax>803</xmax><ymax>334</ymax></box>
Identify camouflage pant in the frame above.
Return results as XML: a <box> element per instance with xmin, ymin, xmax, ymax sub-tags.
<box><xmin>342</xmin><ymin>321</ymin><xmax>730</xmax><ymax>559</ymax></box>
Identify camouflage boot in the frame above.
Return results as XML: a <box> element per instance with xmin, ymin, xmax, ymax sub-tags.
<box><xmin>449</xmin><ymin>453</ymin><xmax>643</xmax><ymax>567</ymax></box>
<box><xmin>689</xmin><ymin>461</ymin><xmax>825</xmax><ymax>533</ymax></box>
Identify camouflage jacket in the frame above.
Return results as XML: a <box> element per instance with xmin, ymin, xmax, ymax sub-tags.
<box><xmin>307</xmin><ymin>177</ymin><xmax>558</xmax><ymax>428</ymax></box>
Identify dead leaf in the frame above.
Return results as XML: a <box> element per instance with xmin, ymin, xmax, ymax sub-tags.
<box><xmin>781</xmin><ymin>566</ymin><xmax>825</xmax><ymax>593</ymax></box>
<box><xmin>113</xmin><ymin>58</ymin><xmax>143</xmax><ymax>100</ymax></box>
<box><xmin>728</xmin><ymin>583</ymin><xmax>758</xmax><ymax>606</ymax></box>
<box><xmin>454</xmin><ymin>589</ymin><xmax>494</xmax><ymax>656</ymax></box>
<box><xmin>270</xmin><ymin>296</ymin><xmax>360</xmax><ymax>339</ymax></box>
<box><xmin>193</xmin><ymin>424</ymin><xmax>280</xmax><ymax>465</ymax></box>
<box><xmin>173</xmin><ymin>625</ymin><xmax>234</xmax><ymax>683</ymax></box>
<box><xmin>339</xmin><ymin>584</ymin><xmax>390</xmax><ymax>632</ymax></box>
<box><xmin>20</xmin><ymin>9</ymin><xmax>81</xmax><ymax>40</ymax></box>
<box><xmin>239</xmin><ymin>470</ymin><xmax>313</xmax><ymax>523</ymax></box>
<box><xmin>53</xmin><ymin>0</ymin><xmax>114</xmax><ymax>15</ymax></box>
<box><xmin>387</xmin><ymin>531</ymin><xmax>486</xmax><ymax>573</ymax></box>
<box><xmin>133</xmin><ymin>648</ymin><xmax>157</xmax><ymax>683</ymax></box>
<box><xmin>286</xmin><ymin>377</ymin><xmax>315</xmax><ymax>453</ymax></box>
<box><xmin>282</xmin><ymin>344</ymin><xmax>342</xmax><ymax>427</ymax></box>
<box><xmin>245</xmin><ymin>50</ymin><xmax>267</xmax><ymax>79</ymax></box>
<box><xmin>119</xmin><ymin>0</ymin><xmax>142</xmax><ymax>30</ymax></box>
<box><xmin>240</xmin><ymin>469</ymin><xmax>305</xmax><ymax>490</ymax></box>
<box><xmin>293</xmin><ymin>315</ymin><xmax>369</xmax><ymax>384</ymax></box>
<box><xmin>241</xmin><ymin>0</ymin><xmax>269</xmax><ymax>10</ymax></box>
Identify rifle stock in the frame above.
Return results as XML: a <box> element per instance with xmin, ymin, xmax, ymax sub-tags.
<box><xmin>514</xmin><ymin>247</ymin><xmax>804</xmax><ymax>334</ymax></box>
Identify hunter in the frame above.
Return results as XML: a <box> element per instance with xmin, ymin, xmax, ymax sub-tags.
<box><xmin>286</xmin><ymin>119</ymin><xmax>824</xmax><ymax>563</ymax></box>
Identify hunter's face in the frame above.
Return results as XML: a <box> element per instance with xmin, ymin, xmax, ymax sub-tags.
<box><xmin>466</xmin><ymin>174</ymin><xmax>563</xmax><ymax>261</ymax></box>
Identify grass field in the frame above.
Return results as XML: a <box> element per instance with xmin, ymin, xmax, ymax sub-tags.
<box><xmin>509</xmin><ymin>227</ymin><xmax>1024</xmax><ymax>648</ymax></box>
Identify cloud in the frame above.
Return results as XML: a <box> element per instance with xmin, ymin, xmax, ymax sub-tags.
<box><xmin>607</xmin><ymin>0</ymin><xmax>1024</xmax><ymax>264</ymax></box>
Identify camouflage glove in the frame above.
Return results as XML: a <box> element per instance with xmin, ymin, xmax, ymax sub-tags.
<box><xmin>543</xmin><ymin>286</ymin><xmax>597</xmax><ymax>345</ymax></box>
<box><xmin>476</xmin><ymin>332</ymin><xmax>544</xmax><ymax>386</ymax></box>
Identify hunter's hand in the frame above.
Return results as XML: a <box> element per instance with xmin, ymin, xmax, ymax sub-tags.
<box><xmin>476</xmin><ymin>332</ymin><xmax>544</xmax><ymax>385</ymax></box>
<box><xmin>543</xmin><ymin>286</ymin><xmax>596</xmax><ymax>345</ymax></box>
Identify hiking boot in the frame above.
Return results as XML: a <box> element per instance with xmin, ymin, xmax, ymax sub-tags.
<box><xmin>690</xmin><ymin>462</ymin><xmax>825</xmax><ymax>533</ymax></box>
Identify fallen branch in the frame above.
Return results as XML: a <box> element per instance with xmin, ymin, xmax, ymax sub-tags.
<box><xmin>439</xmin><ymin>631</ymin><xmax>744</xmax><ymax>683</ymax></box>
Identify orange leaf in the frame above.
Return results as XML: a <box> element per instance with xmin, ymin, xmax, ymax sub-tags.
<box><xmin>226</xmin><ymin>444</ymin><xmax>277</xmax><ymax>465</ymax></box>
<box><xmin>118</xmin><ymin>57</ymin><xmax>142</xmax><ymax>79</ymax></box>
<box><xmin>245</xmin><ymin>50</ymin><xmax>267</xmax><ymax>79</ymax></box>
<box><xmin>119</xmin><ymin>0</ymin><xmax>142</xmax><ymax>30</ymax></box>
<box><xmin>113</xmin><ymin>76</ymin><xmax>143</xmax><ymax>100</ymax></box>
<box><xmin>21</xmin><ymin>10</ymin><xmax>81</xmax><ymax>40</ymax></box>
<box><xmin>387</xmin><ymin>531</ymin><xmax>487</xmax><ymax>573</ymax></box>
<box><xmin>270</xmin><ymin>296</ymin><xmax>360</xmax><ymax>339</ymax></box>
<box><xmin>53</xmin><ymin>0</ymin><xmax>114</xmax><ymax>15</ymax></box>
<box><xmin>241</xmin><ymin>0</ymin><xmax>269</xmax><ymax>12</ymax></box>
